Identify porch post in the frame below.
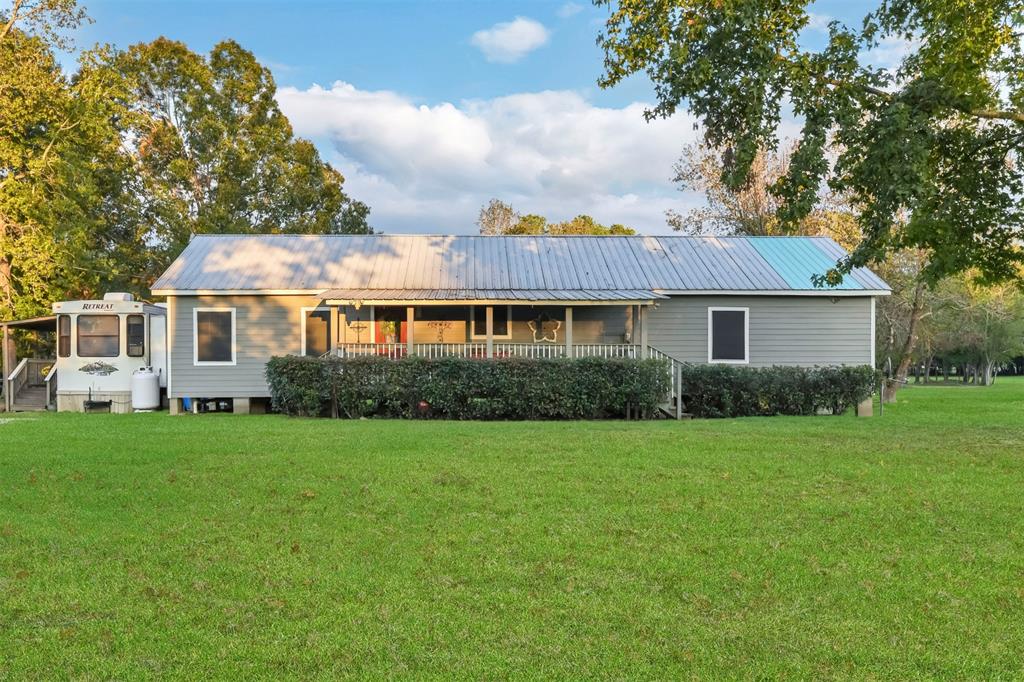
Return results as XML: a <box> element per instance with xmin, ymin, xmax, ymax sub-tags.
<box><xmin>2</xmin><ymin>323</ymin><xmax>10</xmax><ymax>412</ymax></box>
<box><xmin>485</xmin><ymin>306</ymin><xmax>494</xmax><ymax>358</ymax></box>
<box><xmin>639</xmin><ymin>305</ymin><xmax>649</xmax><ymax>359</ymax></box>
<box><xmin>564</xmin><ymin>306</ymin><xmax>573</xmax><ymax>357</ymax></box>
<box><xmin>330</xmin><ymin>307</ymin><xmax>340</xmax><ymax>354</ymax></box>
<box><xmin>406</xmin><ymin>306</ymin><xmax>415</xmax><ymax>355</ymax></box>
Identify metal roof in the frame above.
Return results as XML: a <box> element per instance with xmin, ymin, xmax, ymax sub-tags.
<box><xmin>319</xmin><ymin>288</ymin><xmax>666</xmax><ymax>302</ymax></box>
<box><xmin>151</xmin><ymin>234</ymin><xmax>890</xmax><ymax>297</ymax></box>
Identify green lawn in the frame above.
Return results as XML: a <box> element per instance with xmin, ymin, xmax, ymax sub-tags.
<box><xmin>2</xmin><ymin>382</ymin><xmax>1023</xmax><ymax>679</ymax></box>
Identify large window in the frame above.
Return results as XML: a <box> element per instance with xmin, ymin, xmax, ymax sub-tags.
<box><xmin>77</xmin><ymin>315</ymin><xmax>119</xmax><ymax>357</ymax></box>
<box><xmin>302</xmin><ymin>308</ymin><xmax>331</xmax><ymax>357</ymax></box>
<box><xmin>470</xmin><ymin>305</ymin><xmax>511</xmax><ymax>339</ymax></box>
<box><xmin>58</xmin><ymin>315</ymin><xmax>71</xmax><ymax>357</ymax></box>
<box><xmin>127</xmin><ymin>314</ymin><xmax>145</xmax><ymax>357</ymax></box>
<box><xmin>707</xmin><ymin>307</ymin><xmax>749</xmax><ymax>364</ymax></box>
<box><xmin>194</xmin><ymin>308</ymin><xmax>235</xmax><ymax>365</ymax></box>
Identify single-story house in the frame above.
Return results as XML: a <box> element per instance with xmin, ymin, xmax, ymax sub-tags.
<box><xmin>151</xmin><ymin>234</ymin><xmax>890</xmax><ymax>414</ymax></box>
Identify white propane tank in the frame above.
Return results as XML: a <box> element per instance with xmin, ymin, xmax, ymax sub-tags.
<box><xmin>131</xmin><ymin>367</ymin><xmax>161</xmax><ymax>411</ymax></box>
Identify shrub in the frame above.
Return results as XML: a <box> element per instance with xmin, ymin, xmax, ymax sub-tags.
<box><xmin>266</xmin><ymin>355</ymin><xmax>670</xmax><ymax>420</ymax></box>
<box><xmin>678</xmin><ymin>364</ymin><xmax>878</xmax><ymax>418</ymax></box>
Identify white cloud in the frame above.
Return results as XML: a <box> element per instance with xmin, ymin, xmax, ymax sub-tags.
<box><xmin>557</xmin><ymin>2</ymin><xmax>583</xmax><ymax>19</ymax></box>
<box><xmin>863</xmin><ymin>36</ymin><xmax>920</xmax><ymax>70</ymax></box>
<box><xmin>470</xmin><ymin>17</ymin><xmax>550</xmax><ymax>63</ymax></box>
<box><xmin>804</xmin><ymin>12</ymin><xmax>832</xmax><ymax>32</ymax></box>
<box><xmin>276</xmin><ymin>82</ymin><xmax>704</xmax><ymax>233</ymax></box>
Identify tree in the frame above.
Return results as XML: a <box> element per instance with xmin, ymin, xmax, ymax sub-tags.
<box><xmin>476</xmin><ymin>198</ymin><xmax>519</xmax><ymax>235</ymax></box>
<box><xmin>114</xmin><ymin>38</ymin><xmax>371</xmax><ymax>278</ymax></box>
<box><xmin>597</xmin><ymin>0</ymin><xmax>1024</xmax><ymax>285</ymax></box>
<box><xmin>506</xmin><ymin>213</ymin><xmax>547</xmax><ymax>235</ymax></box>
<box><xmin>668</xmin><ymin>142</ymin><xmax>860</xmax><ymax>249</ymax></box>
<box><xmin>928</xmin><ymin>274</ymin><xmax>1024</xmax><ymax>385</ymax></box>
<box><xmin>548</xmin><ymin>215</ymin><xmax>636</xmax><ymax>235</ymax></box>
<box><xmin>874</xmin><ymin>250</ymin><xmax>933</xmax><ymax>401</ymax></box>
<box><xmin>1</xmin><ymin>1</ymin><xmax>136</xmax><ymax>319</ymax></box>
<box><xmin>476</xmin><ymin>200</ymin><xmax>637</xmax><ymax>235</ymax></box>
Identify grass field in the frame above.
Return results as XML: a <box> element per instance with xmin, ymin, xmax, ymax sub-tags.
<box><xmin>2</xmin><ymin>381</ymin><xmax>1023</xmax><ymax>678</ymax></box>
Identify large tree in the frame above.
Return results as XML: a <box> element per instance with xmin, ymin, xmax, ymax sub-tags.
<box><xmin>0</xmin><ymin>0</ymin><xmax>135</xmax><ymax>319</ymax></box>
<box><xmin>597</xmin><ymin>0</ymin><xmax>1024</xmax><ymax>285</ymax></box>
<box><xmin>115</xmin><ymin>38</ymin><xmax>371</xmax><ymax>275</ymax></box>
<box><xmin>668</xmin><ymin>141</ymin><xmax>860</xmax><ymax>249</ymax></box>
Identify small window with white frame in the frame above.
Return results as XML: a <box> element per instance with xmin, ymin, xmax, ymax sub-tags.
<box><xmin>707</xmin><ymin>307</ymin><xmax>749</xmax><ymax>364</ymax></box>
<box><xmin>470</xmin><ymin>305</ymin><xmax>512</xmax><ymax>339</ymax></box>
<box><xmin>194</xmin><ymin>308</ymin><xmax>236</xmax><ymax>365</ymax></box>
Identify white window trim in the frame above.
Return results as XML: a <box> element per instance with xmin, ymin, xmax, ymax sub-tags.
<box><xmin>707</xmin><ymin>306</ymin><xmax>749</xmax><ymax>364</ymax></box>
<box><xmin>193</xmin><ymin>307</ymin><xmax>236</xmax><ymax>366</ymax></box>
<box><xmin>469</xmin><ymin>305</ymin><xmax>513</xmax><ymax>340</ymax></box>
<box><xmin>300</xmin><ymin>306</ymin><xmax>332</xmax><ymax>356</ymax></box>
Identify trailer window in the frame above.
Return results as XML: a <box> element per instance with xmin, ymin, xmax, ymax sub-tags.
<box><xmin>77</xmin><ymin>315</ymin><xmax>120</xmax><ymax>357</ymax></box>
<box><xmin>194</xmin><ymin>308</ymin><xmax>235</xmax><ymax>365</ymax></box>
<box><xmin>58</xmin><ymin>315</ymin><xmax>71</xmax><ymax>357</ymax></box>
<box><xmin>127</xmin><ymin>314</ymin><xmax>145</xmax><ymax>357</ymax></box>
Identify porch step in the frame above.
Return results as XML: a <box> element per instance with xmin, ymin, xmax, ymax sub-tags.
<box><xmin>12</xmin><ymin>386</ymin><xmax>47</xmax><ymax>411</ymax></box>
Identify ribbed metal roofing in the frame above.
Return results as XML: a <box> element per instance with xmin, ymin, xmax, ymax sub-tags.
<box><xmin>319</xmin><ymin>288</ymin><xmax>666</xmax><ymax>302</ymax></box>
<box><xmin>151</xmin><ymin>234</ymin><xmax>890</xmax><ymax>296</ymax></box>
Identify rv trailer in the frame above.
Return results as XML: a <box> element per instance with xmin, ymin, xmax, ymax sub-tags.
<box><xmin>52</xmin><ymin>293</ymin><xmax>167</xmax><ymax>413</ymax></box>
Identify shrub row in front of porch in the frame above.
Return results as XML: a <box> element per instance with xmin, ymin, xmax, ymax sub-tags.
<box><xmin>678</xmin><ymin>364</ymin><xmax>878</xmax><ymax>418</ymax></box>
<box><xmin>266</xmin><ymin>355</ymin><xmax>671</xmax><ymax>419</ymax></box>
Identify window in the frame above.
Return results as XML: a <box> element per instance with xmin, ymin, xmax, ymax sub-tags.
<box><xmin>127</xmin><ymin>314</ymin><xmax>145</xmax><ymax>357</ymax></box>
<box><xmin>708</xmin><ymin>307</ymin><xmax>749</xmax><ymax>364</ymax></box>
<box><xmin>470</xmin><ymin>305</ymin><xmax>511</xmax><ymax>339</ymax></box>
<box><xmin>194</xmin><ymin>308</ymin><xmax>235</xmax><ymax>365</ymax></box>
<box><xmin>77</xmin><ymin>315</ymin><xmax>120</xmax><ymax>357</ymax></box>
<box><xmin>302</xmin><ymin>308</ymin><xmax>331</xmax><ymax>357</ymax></box>
<box><xmin>58</xmin><ymin>315</ymin><xmax>71</xmax><ymax>357</ymax></box>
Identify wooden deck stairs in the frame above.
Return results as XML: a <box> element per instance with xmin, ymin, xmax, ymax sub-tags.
<box><xmin>12</xmin><ymin>384</ymin><xmax>48</xmax><ymax>411</ymax></box>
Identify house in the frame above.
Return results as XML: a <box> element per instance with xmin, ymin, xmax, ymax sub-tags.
<box><xmin>151</xmin><ymin>234</ymin><xmax>890</xmax><ymax>414</ymax></box>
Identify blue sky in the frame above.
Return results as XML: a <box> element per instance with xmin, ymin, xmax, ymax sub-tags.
<box><xmin>68</xmin><ymin>0</ymin><xmax>889</xmax><ymax>234</ymax></box>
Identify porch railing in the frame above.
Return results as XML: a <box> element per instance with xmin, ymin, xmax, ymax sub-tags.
<box><xmin>44</xmin><ymin>363</ymin><xmax>58</xmax><ymax>410</ymax></box>
<box><xmin>333</xmin><ymin>343</ymin><xmax>641</xmax><ymax>360</ymax></box>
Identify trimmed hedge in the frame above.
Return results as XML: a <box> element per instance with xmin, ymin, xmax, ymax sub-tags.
<box><xmin>266</xmin><ymin>355</ymin><xmax>671</xmax><ymax>420</ymax></box>
<box><xmin>677</xmin><ymin>364</ymin><xmax>878</xmax><ymax>418</ymax></box>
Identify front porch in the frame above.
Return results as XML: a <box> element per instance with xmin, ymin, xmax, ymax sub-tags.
<box><xmin>310</xmin><ymin>298</ymin><xmax>659</xmax><ymax>361</ymax></box>
<box><xmin>303</xmin><ymin>298</ymin><xmax>682</xmax><ymax>416</ymax></box>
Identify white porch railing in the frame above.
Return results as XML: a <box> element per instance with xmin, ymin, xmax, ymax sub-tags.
<box><xmin>647</xmin><ymin>346</ymin><xmax>680</xmax><ymax>414</ymax></box>
<box><xmin>333</xmin><ymin>343</ymin><xmax>641</xmax><ymax>360</ymax></box>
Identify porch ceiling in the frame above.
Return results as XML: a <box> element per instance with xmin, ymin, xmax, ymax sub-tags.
<box><xmin>319</xmin><ymin>288</ymin><xmax>667</xmax><ymax>304</ymax></box>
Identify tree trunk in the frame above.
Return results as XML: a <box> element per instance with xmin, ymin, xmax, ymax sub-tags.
<box><xmin>882</xmin><ymin>281</ymin><xmax>927</xmax><ymax>403</ymax></box>
<box><xmin>0</xmin><ymin>216</ymin><xmax>13</xmax><ymax>318</ymax></box>
<box><xmin>981</xmin><ymin>360</ymin><xmax>994</xmax><ymax>386</ymax></box>
<box><xmin>924</xmin><ymin>355</ymin><xmax>933</xmax><ymax>383</ymax></box>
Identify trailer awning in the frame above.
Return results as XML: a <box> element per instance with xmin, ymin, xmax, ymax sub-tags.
<box><xmin>319</xmin><ymin>288</ymin><xmax>667</xmax><ymax>305</ymax></box>
<box><xmin>0</xmin><ymin>315</ymin><xmax>56</xmax><ymax>333</ymax></box>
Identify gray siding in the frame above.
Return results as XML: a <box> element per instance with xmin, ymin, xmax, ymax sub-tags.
<box><xmin>647</xmin><ymin>295</ymin><xmax>873</xmax><ymax>367</ymax></box>
<box><xmin>168</xmin><ymin>294</ymin><xmax>873</xmax><ymax>398</ymax></box>
<box><xmin>170</xmin><ymin>295</ymin><xmax>319</xmax><ymax>398</ymax></box>
<box><xmin>170</xmin><ymin>297</ymin><xmax>634</xmax><ymax>398</ymax></box>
